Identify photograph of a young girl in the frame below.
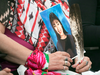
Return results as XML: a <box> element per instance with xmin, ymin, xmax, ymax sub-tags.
<box><xmin>40</xmin><ymin>4</ymin><xmax>77</xmax><ymax>58</ymax></box>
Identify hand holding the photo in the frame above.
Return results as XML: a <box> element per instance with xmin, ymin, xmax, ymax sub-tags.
<box><xmin>72</xmin><ymin>56</ymin><xmax>92</xmax><ymax>73</ymax></box>
<box><xmin>48</xmin><ymin>51</ymin><xmax>73</xmax><ymax>71</ymax></box>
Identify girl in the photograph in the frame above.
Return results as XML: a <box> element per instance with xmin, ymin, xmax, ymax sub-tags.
<box><xmin>49</xmin><ymin>12</ymin><xmax>77</xmax><ymax>58</ymax></box>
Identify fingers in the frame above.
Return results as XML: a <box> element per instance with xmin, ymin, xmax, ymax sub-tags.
<box><xmin>48</xmin><ymin>65</ymin><xmax>69</xmax><ymax>71</ymax></box>
<box><xmin>48</xmin><ymin>51</ymin><xmax>73</xmax><ymax>71</ymax></box>
<box><xmin>9</xmin><ymin>73</ymin><xmax>13</xmax><ymax>75</ymax></box>
<box><xmin>64</xmin><ymin>60</ymin><xmax>71</xmax><ymax>67</ymax></box>
<box><xmin>3</xmin><ymin>68</ymin><xmax>11</xmax><ymax>73</ymax></box>
<box><xmin>50</xmin><ymin>51</ymin><xmax>72</xmax><ymax>62</ymax></box>
<box><xmin>57</xmin><ymin>51</ymin><xmax>72</xmax><ymax>62</ymax></box>
<box><xmin>63</xmin><ymin>57</ymin><xmax>73</xmax><ymax>63</ymax></box>
<box><xmin>76</xmin><ymin>60</ymin><xmax>92</xmax><ymax>73</ymax></box>
<box><xmin>0</xmin><ymin>69</ymin><xmax>13</xmax><ymax>75</ymax></box>
<box><xmin>59</xmin><ymin>51</ymin><xmax>70</xmax><ymax>57</ymax></box>
<box><xmin>54</xmin><ymin>51</ymin><xmax>70</xmax><ymax>57</ymax></box>
<box><xmin>8</xmin><ymin>73</ymin><xmax>13</xmax><ymax>75</ymax></box>
<box><xmin>72</xmin><ymin>56</ymin><xmax>92</xmax><ymax>73</ymax></box>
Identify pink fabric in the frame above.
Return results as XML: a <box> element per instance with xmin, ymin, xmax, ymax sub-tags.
<box><xmin>0</xmin><ymin>28</ymin><xmax>34</xmax><ymax>71</ymax></box>
<box><xmin>25</xmin><ymin>49</ymin><xmax>46</xmax><ymax>70</ymax></box>
<box><xmin>25</xmin><ymin>68</ymin><xmax>62</xmax><ymax>75</ymax></box>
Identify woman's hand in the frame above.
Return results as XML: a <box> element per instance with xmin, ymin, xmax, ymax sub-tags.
<box><xmin>0</xmin><ymin>68</ymin><xmax>13</xmax><ymax>75</ymax></box>
<box><xmin>48</xmin><ymin>51</ymin><xmax>72</xmax><ymax>71</ymax></box>
<box><xmin>72</xmin><ymin>56</ymin><xmax>92</xmax><ymax>73</ymax></box>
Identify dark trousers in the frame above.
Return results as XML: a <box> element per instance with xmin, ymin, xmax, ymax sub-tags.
<box><xmin>0</xmin><ymin>65</ymin><xmax>2</xmax><ymax>71</ymax></box>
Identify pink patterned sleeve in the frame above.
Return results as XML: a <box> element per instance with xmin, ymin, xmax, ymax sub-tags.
<box><xmin>25</xmin><ymin>49</ymin><xmax>49</xmax><ymax>70</ymax></box>
<box><xmin>25</xmin><ymin>68</ymin><xmax>62</xmax><ymax>75</ymax></box>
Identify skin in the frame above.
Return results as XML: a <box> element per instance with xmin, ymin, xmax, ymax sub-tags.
<box><xmin>0</xmin><ymin>22</ymin><xmax>92</xmax><ymax>73</ymax></box>
<box><xmin>0</xmin><ymin>23</ymin><xmax>32</xmax><ymax>65</ymax></box>
<box><xmin>0</xmin><ymin>68</ymin><xmax>13</xmax><ymax>75</ymax></box>
<box><xmin>52</xmin><ymin>19</ymin><xmax>67</xmax><ymax>40</ymax></box>
<box><xmin>72</xmin><ymin>57</ymin><xmax>92</xmax><ymax>73</ymax></box>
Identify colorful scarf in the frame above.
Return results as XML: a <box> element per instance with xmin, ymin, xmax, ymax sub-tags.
<box><xmin>0</xmin><ymin>0</ymin><xmax>69</xmax><ymax>74</ymax></box>
<box><xmin>0</xmin><ymin>0</ymin><xmax>69</xmax><ymax>52</ymax></box>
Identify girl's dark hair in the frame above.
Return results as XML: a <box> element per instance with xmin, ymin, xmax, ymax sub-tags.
<box><xmin>49</xmin><ymin>12</ymin><xmax>67</xmax><ymax>39</ymax></box>
<box><xmin>49</xmin><ymin>12</ymin><xmax>61</xmax><ymax>25</ymax></box>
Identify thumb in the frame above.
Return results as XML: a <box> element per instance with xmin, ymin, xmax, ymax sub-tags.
<box><xmin>3</xmin><ymin>68</ymin><xmax>11</xmax><ymax>73</ymax></box>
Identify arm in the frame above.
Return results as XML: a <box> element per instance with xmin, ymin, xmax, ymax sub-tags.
<box><xmin>0</xmin><ymin>23</ymin><xmax>32</xmax><ymax>65</ymax></box>
<box><xmin>0</xmin><ymin>23</ymin><xmax>5</xmax><ymax>34</ymax></box>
